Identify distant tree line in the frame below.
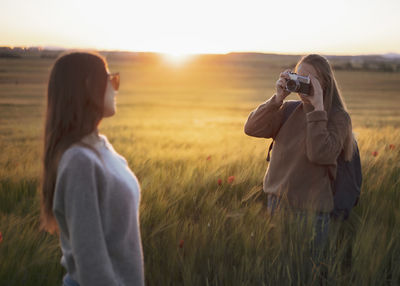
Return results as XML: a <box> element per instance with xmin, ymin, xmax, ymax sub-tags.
<box><xmin>332</xmin><ymin>60</ymin><xmax>400</xmax><ymax>72</ymax></box>
<box><xmin>0</xmin><ymin>47</ymin><xmax>61</xmax><ymax>59</ymax></box>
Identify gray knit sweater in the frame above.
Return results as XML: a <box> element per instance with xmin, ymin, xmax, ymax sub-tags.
<box><xmin>53</xmin><ymin>134</ymin><xmax>145</xmax><ymax>286</ymax></box>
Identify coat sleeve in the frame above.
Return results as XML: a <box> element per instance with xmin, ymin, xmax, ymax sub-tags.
<box><xmin>56</xmin><ymin>150</ymin><xmax>119</xmax><ymax>286</ymax></box>
<box><xmin>305</xmin><ymin>109</ymin><xmax>351</xmax><ymax>165</ymax></box>
<box><xmin>244</xmin><ymin>94</ymin><xmax>287</xmax><ymax>139</ymax></box>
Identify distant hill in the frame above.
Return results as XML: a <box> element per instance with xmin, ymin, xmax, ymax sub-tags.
<box><xmin>382</xmin><ymin>53</ymin><xmax>400</xmax><ymax>59</ymax></box>
<box><xmin>1</xmin><ymin>46</ymin><xmax>399</xmax><ymax>72</ymax></box>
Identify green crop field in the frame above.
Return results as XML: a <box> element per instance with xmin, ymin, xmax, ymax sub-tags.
<box><xmin>0</xmin><ymin>53</ymin><xmax>399</xmax><ymax>285</ymax></box>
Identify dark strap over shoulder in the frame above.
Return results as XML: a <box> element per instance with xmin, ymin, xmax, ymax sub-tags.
<box><xmin>266</xmin><ymin>100</ymin><xmax>301</xmax><ymax>162</ymax></box>
<box><xmin>283</xmin><ymin>100</ymin><xmax>302</xmax><ymax>123</ymax></box>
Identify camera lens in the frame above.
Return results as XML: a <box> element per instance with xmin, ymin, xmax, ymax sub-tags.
<box><xmin>286</xmin><ymin>80</ymin><xmax>299</xmax><ymax>92</ymax></box>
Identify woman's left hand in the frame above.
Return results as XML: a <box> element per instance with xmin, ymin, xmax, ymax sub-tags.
<box><xmin>299</xmin><ymin>74</ymin><xmax>324</xmax><ymax>111</ymax></box>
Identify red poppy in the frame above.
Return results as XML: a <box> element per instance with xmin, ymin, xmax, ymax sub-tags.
<box><xmin>217</xmin><ymin>179</ymin><xmax>222</xmax><ymax>185</ymax></box>
<box><xmin>179</xmin><ymin>240</ymin><xmax>184</xmax><ymax>248</ymax></box>
<box><xmin>389</xmin><ymin>144</ymin><xmax>395</xmax><ymax>150</ymax></box>
<box><xmin>227</xmin><ymin>176</ymin><xmax>235</xmax><ymax>184</ymax></box>
<box><xmin>206</xmin><ymin>155</ymin><xmax>211</xmax><ymax>161</ymax></box>
<box><xmin>372</xmin><ymin>151</ymin><xmax>378</xmax><ymax>157</ymax></box>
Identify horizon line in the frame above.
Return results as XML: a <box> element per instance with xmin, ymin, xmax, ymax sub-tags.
<box><xmin>1</xmin><ymin>45</ymin><xmax>399</xmax><ymax>58</ymax></box>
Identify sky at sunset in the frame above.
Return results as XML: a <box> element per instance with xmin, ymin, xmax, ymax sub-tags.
<box><xmin>1</xmin><ymin>0</ymin><xmax>399</xmax><ymax>55</ymax></box>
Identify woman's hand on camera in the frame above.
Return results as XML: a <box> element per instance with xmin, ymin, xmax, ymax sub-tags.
<box><xmin>275</xmin><ymin>69</ymin><xmax>292</xmax><ymax>103</ymax></box>
<box><xmin>299</xmin><ymin>74</ymin><xmax>324</xmax><ymax>110</ymax></box>
<box><xmin>306</xmin><ymin>74</ymin><xmax>324</xmax><ymax>111</ymax></box>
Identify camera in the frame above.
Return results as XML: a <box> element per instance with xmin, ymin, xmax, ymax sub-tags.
<box><xmin>286</xmin><ymin>72</ymin><xmax>311</xmax><ymax>95</ymax></box>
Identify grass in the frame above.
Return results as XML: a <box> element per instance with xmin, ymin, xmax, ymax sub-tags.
<box><xmin>0</xmin><ymin>53</ymin><xmax>399</xmax><ymax>285</ymax></box>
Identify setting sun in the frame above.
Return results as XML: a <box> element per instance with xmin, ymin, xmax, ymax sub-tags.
<box><xmin>161</xmin><ymin>52</ymin><xmax>195</xmax><ymax>66</ymax></box>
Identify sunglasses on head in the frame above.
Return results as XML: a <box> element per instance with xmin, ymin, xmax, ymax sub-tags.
<box><xmin>108</xmin><ymin>72</ymin><xmax>120</xmax><ymax>91</ymax></box>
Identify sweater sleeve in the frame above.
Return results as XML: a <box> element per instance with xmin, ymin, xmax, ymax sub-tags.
<box><xmin>305</xmin><ymin>109</ymin><xmax>350</xmax><ymax>165</ymax></box>
<box><xmin>244</xmin><ymin>94</ymin><xmax>286</xmax><ymax>138</ymax></box>
<box><xmin>56</xmin><ymin>149</ymin><xmax>119</xmax><ymax>285</ymax></box>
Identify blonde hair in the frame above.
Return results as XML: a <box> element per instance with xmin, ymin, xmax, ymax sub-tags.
<box><xmin>296</xmin><ymin>54</ymin><xmax>355</xmax><ymax>161</ymax></box>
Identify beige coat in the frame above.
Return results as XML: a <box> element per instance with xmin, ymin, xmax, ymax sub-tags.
<box><xmin>244</xmin><ymin>94</ymin><xmax>351</xmax><ymax>212</ymax></box>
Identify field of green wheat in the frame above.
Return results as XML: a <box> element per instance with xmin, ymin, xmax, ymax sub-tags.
<box><xmin>0</xmin><ymin>53</ymin><xmax>399</xmax><ymax>285</ymax></box>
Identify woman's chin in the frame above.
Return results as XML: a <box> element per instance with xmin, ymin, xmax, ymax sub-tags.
<box><xmin>103</xmin><ymin>108</ymin><xmax>116</xmax><ymax>118</ymax></box>
<box><xmin>297</xmin><ymin>94</ymin><xmax>310</xmax><ymax>103</ymax></box>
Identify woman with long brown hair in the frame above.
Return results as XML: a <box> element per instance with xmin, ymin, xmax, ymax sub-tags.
<box><xmin>40</xmin><ymin>52</ymin><xmax>144</xmax><ymax>286</ymax></box>
<box><xmin>244</xmin><ymin>54</ymin><xmax>356</xmax><ymax>255</ymax></box>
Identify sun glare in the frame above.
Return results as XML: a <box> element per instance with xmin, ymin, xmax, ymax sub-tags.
<box><xmin>161</xmin><ymin>52</ymin><xmax>195</xmax><ymax>66</ymax></box>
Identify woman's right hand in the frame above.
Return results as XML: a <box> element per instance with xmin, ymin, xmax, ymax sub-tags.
<box><xmin>275</xmin><ymin>69</ymin><xmax>292</xmax><ymax>102</ymax></box>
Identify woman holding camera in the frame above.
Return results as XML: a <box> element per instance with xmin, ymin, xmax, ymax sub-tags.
<box><xmin>244</xmin><ymin>54</ymin><xmax>355</xmax><ymax>251</ymax></box>
<box><xmin>40</xmin><ymin>52</ymin><xmax>145</xmax><ymax>286</ymax></box>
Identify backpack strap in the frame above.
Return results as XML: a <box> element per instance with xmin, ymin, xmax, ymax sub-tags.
<box><xmin>266</xmin><ymin>100</ymin><xmax>301</xmax><ymax>162</ymax></box>
<box><xmin>266</xmin><ymin>141</ymin><xmax>274</xmax><ymax>162</ymax></box>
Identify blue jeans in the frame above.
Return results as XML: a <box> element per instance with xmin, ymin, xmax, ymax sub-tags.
<box><xmin>267</xmin><ymin>194</ymin><xmax>330</xmax><ymax>260</ymax></box>
<box><xmin>62</xmin><ymin>273</ymin><xmax>80</xmax><ymax>286</ymax></box>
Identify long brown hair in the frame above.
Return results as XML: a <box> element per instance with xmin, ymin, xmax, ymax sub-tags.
<box><xmin>295</xmin><ymin>54</ymin><xmax>355</xmax><ymax>161</ymax></box>
<box><xmin>40</xmin><ymin>51</ymin><xmax>108</xmax><ymax>234</ymax></box>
